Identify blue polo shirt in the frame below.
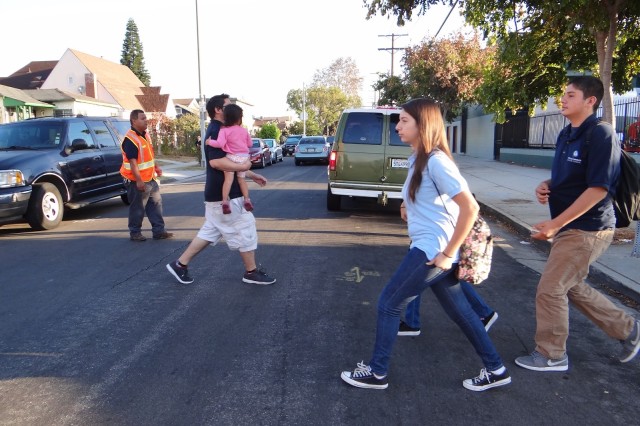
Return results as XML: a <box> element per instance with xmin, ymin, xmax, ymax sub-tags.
<box><xmin>549</xmin><ymin>114</ymin><xmax>620</xmax><ymax>231</ymax></box>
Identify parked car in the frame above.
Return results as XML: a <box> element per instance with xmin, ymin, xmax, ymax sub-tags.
<box><xmin>282</xmin><ymin>135</ymin><xmax>302</xmax><ymax>156</ymax></box>
<box><xmin>327</xmin><ymin>107</ymin><xmax>410</xmax><ymax>211</ymax></box>
<box><xmin>0</xmin><ymin>116</ymin><xmax>130</xmax><ymax>230</ymax></box>
<box><xmin>263</xmin><ymin>138</ymin><xmax>283</xmax><ymax>164</ymax></box>
<box><xmin>294</xmin><ymin>136</ymin><xmax>330</xmax><ymax>166</ymax></box>
<box><xmin>249</xmin><ymin>138</ymin><xmax>272</xmax><ymax>168</ymax></box>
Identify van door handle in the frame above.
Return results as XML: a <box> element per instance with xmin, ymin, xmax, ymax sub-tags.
<box><xmin>93</xmin><ymin>156</ymin><xmax>102</xmax><ymax>161</ymax></box>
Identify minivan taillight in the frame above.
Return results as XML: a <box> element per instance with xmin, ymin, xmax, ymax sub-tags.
<box><xmin>329</xmin><ymin>151</ymin><xmax>337</xmax><ymax>171</ymax></box>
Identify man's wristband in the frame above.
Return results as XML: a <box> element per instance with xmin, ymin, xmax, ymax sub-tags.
<box><xmin>441</xmin><ymin>251</ymin><xmax>453</xmax><ymax>259</ymax></box>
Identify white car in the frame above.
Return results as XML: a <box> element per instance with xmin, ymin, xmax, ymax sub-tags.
<box><xmin>263</xmin><ymin>138</ymin><xmax>283</xmax><ymax>164</ymax></box>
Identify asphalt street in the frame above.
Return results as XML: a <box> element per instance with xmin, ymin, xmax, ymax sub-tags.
<box><xmin>1</xmin><ymin>158</ymin><xmax>639</xmax><ymax>426</ymax></box>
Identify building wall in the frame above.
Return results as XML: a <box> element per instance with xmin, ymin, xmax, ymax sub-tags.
<box><xmin>465</xmin><ymin>114</ymin><xmax>495</xmax><ymax>159</ymax></box>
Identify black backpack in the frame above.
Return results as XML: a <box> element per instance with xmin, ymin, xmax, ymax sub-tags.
<box><xmin>584</xmin><ymin>122</ymin><xmax>640</xmax><ymax>228</ymax></box>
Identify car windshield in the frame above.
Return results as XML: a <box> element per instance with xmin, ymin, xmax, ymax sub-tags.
<box><xmin>264</xmin><ymin>140</ymin><xmax>275</xmax><ymax>147</ymax></box>
<box><xmin>286</xmin><ymin>137</ymin><xmax>301</xmax><ymax>144</ymax></box>
<box><xmin>0</xmin><ymin>121</ymin><xmax>66</xmax><ymax>150</ymax></box>
<box><xmin>299</xmin><ymin>137</ymin><xmax>325</xmax><ymax>145</ymax></box>
<box><xmin>252</xmin><ymin>139</ymin><xmax>261</xmax><ymax>147</ymax></box>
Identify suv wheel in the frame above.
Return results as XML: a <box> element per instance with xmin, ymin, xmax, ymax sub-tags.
<box><xmin>27</xmin><ymin>183</ymin><xmax>64</xmax><ymax>230</ymax></box>
<box><xmin>326</xmin><ymin>184</ymin><xmax>341</xmax><ymax>211</ymax></box>
<box><xmin>295</xmin><ymin>159</ymin><xmax>301</xmax><ymax>166</ymax></box>
<box><xmin>121</xmin><ymin>193</ymin><xmax>130</xmax><ymax>205</ymax></box>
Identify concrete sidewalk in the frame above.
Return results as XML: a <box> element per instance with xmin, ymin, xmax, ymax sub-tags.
<box><xmin>455</xmin><ymin>154</ymin><xmax>640</xmax><ymax>303</ymax></box>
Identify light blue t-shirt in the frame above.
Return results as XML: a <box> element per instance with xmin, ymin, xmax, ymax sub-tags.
<box><xmin>401</xmin><ymin>151</ymin><xmax>469</xmax><ymax>261</ymax></box>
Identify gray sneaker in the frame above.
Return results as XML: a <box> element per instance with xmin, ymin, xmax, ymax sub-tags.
<box><xmin>620</xmin><ymin>320</ymin><xmax>640</xmax><ymax>363</ymax></box>
<box><xmin>242</xmin><ymin>266</ymin><xmax>276</xmax><ymax>285</ymax></box>
<box><xmin>515</xmin><ymin>350</ymin><xmax>568</xmax><ymax>372</ymax></box>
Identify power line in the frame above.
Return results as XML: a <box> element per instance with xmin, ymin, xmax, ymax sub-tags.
<box><xmin>434</xmin><ymin>0</ymin><xmax>459</xmax><ymax>39</ymax></box>
<box><xmin>378</xmin><ymin>33</ymin><xmax>408</xmax><ymax>77</ymax></box>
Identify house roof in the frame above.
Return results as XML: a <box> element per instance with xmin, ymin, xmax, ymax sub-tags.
<box><xmin>173</xmin><ymin>98</ymin><xmax>197</xmax><ymax>106</ymax></box>
<box><xmin>68</xmin><ymin>49</ymin><xmax>145</xmax><ymax>110</ymax></box>
<box><xmin>0</xmin><ymin>61</ymin><xmax>57</xmax><ymax>90</ymax></box>
<box><xmin>8</xmin><ymin>61</ymin><xmax>58</xmax><ymax>77</ymax></box>
<box><xmin>0</xmin><ymin>84</ymin><xmax>54</xmax><ymax>108</ymax></box>
<box><xmin>23</xmin><ymin>88</ymin><xmax>118</xmax><ymax>107</ymax></box>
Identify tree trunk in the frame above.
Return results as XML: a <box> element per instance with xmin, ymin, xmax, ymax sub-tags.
<box><xmin>595</xmin><ymin>1</ymin><xmax>620</xmax><ymax>127</ymax></box>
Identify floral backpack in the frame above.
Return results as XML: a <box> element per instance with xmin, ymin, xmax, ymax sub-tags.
<box><xmin>456</xmin><ymin>215</ymin><xmax>494</xmax><ymax>284</ymax></box>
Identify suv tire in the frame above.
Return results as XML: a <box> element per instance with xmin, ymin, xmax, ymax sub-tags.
<box><xmin>121</xmin><ymin>193</ymin><xmax>130</xmax><ymax>205</ymax></box>
<box><xmin>295</xmin><ymin>159</ymin><xmax>301</xmax><ymax>166</ymax></box>
<box><xmin>27</xmin><ymin>183</ymin><xmax>64</xmax><ymax>230</ymax></box>
<box><xmin>326</xmin><ymin>184</ymin><xmax>341</xmax><ymax>211</ymax></box>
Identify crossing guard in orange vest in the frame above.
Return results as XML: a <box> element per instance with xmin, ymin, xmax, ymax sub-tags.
<box><xmin>120</xmin><ymin>109</ymin><xmax>173</xmax><ymax>242</ymax></box>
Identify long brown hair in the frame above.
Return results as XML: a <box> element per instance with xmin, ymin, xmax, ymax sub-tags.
<box><xmin>401</xmin><ymin>98</ymin><xmax>453</xmax><ymax>202</ymax></box>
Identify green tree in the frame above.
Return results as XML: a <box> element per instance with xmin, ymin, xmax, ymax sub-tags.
<box><xmin>258</xmin><ymin>123</ymin><xmax>281</xmax><ymax>140</ymax></box>
<box><xmin>364</xmin><ymin>0</ymin><xmax>640</xmax><ymax>125</ymax></box>
<box><xmin>312</xmin><ymin>57</ymin><xmax>363</xmax><ymax>105</ymax></box>
<box><xmin>405</xmin><ymin>31</ymin><xmax>494</xmax><ymax>120</ymax></box>
<box><xmin>120</xmin><ymin>18</ymin><xmax>151</xmax><ymax>86</ymax></box>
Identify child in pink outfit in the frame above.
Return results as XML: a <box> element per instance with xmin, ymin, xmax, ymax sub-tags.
<box><xmin>206</xmin><ymin>104</ymin><xmax>254</xmax><ymax>214</ymax></box>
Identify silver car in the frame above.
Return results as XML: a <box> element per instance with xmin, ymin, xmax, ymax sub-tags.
<box><xmin>294</xmin><ymin>136</ymin><xmax>330</xmax><ymax>166</ymax></box>
<box><xmin>263</xmin><ymin>138</ymin><xmax>283</xmax><ymax>164</ymax></box>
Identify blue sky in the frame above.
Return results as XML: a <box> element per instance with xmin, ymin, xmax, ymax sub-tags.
<box><xmin>0</xmin><ymin>0</ymin><xmax>468</xmax><ymax>116</ymax></box>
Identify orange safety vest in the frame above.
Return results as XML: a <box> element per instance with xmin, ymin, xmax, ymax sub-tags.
<box><xmin>120</xmin><ymin>129</ymin><xmax>156</xmax><ymax>182</ymax></box>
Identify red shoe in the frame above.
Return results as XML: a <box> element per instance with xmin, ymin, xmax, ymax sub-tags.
<box><xmin>222</xmin><ymin>202</ymin><xmax>231</xmax><ymax>214</ymax></box>
<box><xmin>244</xmin><ymin>199</ymin><xmax>254</xmax><ymax>212</ymax></box>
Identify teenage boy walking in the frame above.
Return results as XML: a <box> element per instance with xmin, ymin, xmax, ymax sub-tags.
<box><xmin>516</xmin><ymin>76</ymin><xmax>640</xmax><ymax>372</ymax></box>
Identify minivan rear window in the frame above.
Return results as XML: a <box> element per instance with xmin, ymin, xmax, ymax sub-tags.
<box><xmin>343</xmin><ymin>112</ymin><xmax>382</xmax><ymax>145</ymax></box>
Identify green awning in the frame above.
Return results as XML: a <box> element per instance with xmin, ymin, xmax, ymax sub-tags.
<box><xmin>3</xmin><ymin>96</ymin><xmax>53</xmax><ymax>108</ymax></box>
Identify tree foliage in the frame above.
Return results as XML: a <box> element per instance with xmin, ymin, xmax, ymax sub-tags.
<box><xmin>286</xmin><ymin>57</ymin><xmax>364</xmax><ymax>135</ymax></box>
<box><xmin>258</xmin><ymin>123</ymin><xmax>281</xmax><ymax>140</ymax></box>
<box><xmin>121</xmin><ymin>18</ymin><xmax>151</xmax><ymax>86</ymax></box>
<box><xmin>364</xmin><ymin>0</ymin><xmax>640</xmax><ymax>125</ymax></box>
<box><xmin>374</xmin><ymin>31</ymin><xmax>493</xmax><ymax>121</ymax></box>
<box><xmin>312</xmin><ymin>57</ymin><xmax>363</xmax><ymax>104</ymax></box>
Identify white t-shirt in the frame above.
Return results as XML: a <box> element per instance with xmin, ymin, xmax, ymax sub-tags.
<box><xmin>401</xmin><ymin>150</ymin><xmax>469</xmax><ymax>261</ymax></box>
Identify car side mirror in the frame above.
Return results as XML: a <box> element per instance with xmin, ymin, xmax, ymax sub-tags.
<box><xmin>70</xmin><ymin>138</ymin><xmax>89</xmax><ymax>152</ymax></box>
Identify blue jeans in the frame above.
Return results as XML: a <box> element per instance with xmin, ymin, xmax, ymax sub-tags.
<box><xmin>126</xmin><ymin>179</ymin><xmax>166</xmax><ymax>236</ymax></box>
<box><xmin>404</xmin><ymin>281</ymin><xmax>493</xmax><ymax>328</ymax></box>
<box><xmin>368</xmin><ymin>247</ymin><xmax>504</xmax><ymax>375</ymax></box>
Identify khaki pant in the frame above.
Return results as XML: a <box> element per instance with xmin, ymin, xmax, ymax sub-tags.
<box><xmin>534</xmin><ymin>228</ymin><xmax>634</xmax><ymax>359</ymax></box>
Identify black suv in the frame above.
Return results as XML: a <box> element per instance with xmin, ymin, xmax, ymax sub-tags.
<box><xmin>0</xmin><ymin>116</ymin><xmax>131</xmax><ymax>230</ymax></box>
<box><xmin>282</xmin><ymin>135</ymin><xmax>302</xmax><ymax>156</ymax></box>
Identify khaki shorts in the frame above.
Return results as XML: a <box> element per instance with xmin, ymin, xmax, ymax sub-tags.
<box><xmin>196</xmin><ymin>198</ymin><xmax>257</xmax><ymax>252</ymax></box>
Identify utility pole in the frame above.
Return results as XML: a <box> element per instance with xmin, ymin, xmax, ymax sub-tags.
<box><xmin>378</xmin><ymin>33</ymin><xmax>407</xmax><ymax>77</ymax></box>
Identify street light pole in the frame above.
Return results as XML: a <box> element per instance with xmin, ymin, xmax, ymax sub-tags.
<box><xmin>195</xmin><ymin>0</ymin><xmax>206</xmax><ymax>167</ymax></box>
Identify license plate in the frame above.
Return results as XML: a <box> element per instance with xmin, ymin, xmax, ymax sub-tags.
<box><xmin>307</xmin><ymin>148</ymin><xmax>316</xmax><ymax>153</ymax></box>
<box><xmin>391</xmin><ymin>158</ymin><xmax>409</xmax><ymax>168</ymax></box>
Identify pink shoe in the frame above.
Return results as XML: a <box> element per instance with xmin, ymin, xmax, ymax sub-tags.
<box><xmin>243</xmin><ymin>199</ymin><xmax>254</xmax><ymax>212</ymax></box>
<box><xmin>222</xmin><ymin>202</ymin><xmax>231</xmax><ymax>214</ymax></box>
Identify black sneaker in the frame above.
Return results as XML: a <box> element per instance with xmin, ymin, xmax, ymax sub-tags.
<box><xmin>398</xmin><ymin>321</ymin><xmax>421</xmax><ymax>336</ymax></box>
<box><xmin>482</xmin><ymin>311</ymin><xmax>499</xmax><ymax>332</ymax></box>
<box><xmin>463</xmin><ymin>368</ymin><xmax>511</xmax><ymax>392</ymax></box>
<box><xmin>166</xmin><ymin>261</ymin><xmax>194</xmax><ymax>285</ymax></box>
<box><xmin>242</xmin><ymin>266</ymin><xmax>276</xmax><ymax>285</ymax></box>
<box><xmin>340</xmin><ymin>362</ymin><xmax>388</xmax><ymax>389</ymax></box>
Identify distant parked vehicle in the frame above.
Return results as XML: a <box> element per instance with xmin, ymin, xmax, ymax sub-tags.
<box><xmin>249</xmin><ymin>138</ymin><xmax>272</xmax><ymax>168</ymax></box>
<box><xmin>294</xmin><ymin>136</ymin><xmax>330</xmax><ymax>166</ymax></box>
<box><xmin>283</xmin><ymin>135</ymin><xmax>302</xmax><ymax>156</ymax></box>
<box><xmin>263</xmin><ymin>138</ymin><xmax>283</xmax><ymax>163</ymax></box>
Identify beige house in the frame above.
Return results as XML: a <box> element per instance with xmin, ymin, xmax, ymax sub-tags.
<box><xmin>41</xmin><ymin>48</ymin><xmax>174</xmax><ymax>118</ymax></box>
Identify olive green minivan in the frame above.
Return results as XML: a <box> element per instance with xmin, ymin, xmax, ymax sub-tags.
<box><xmin>327</xmin><ymin>108</ymin><xmax>411</xmax><ymax>210</ymax></box>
